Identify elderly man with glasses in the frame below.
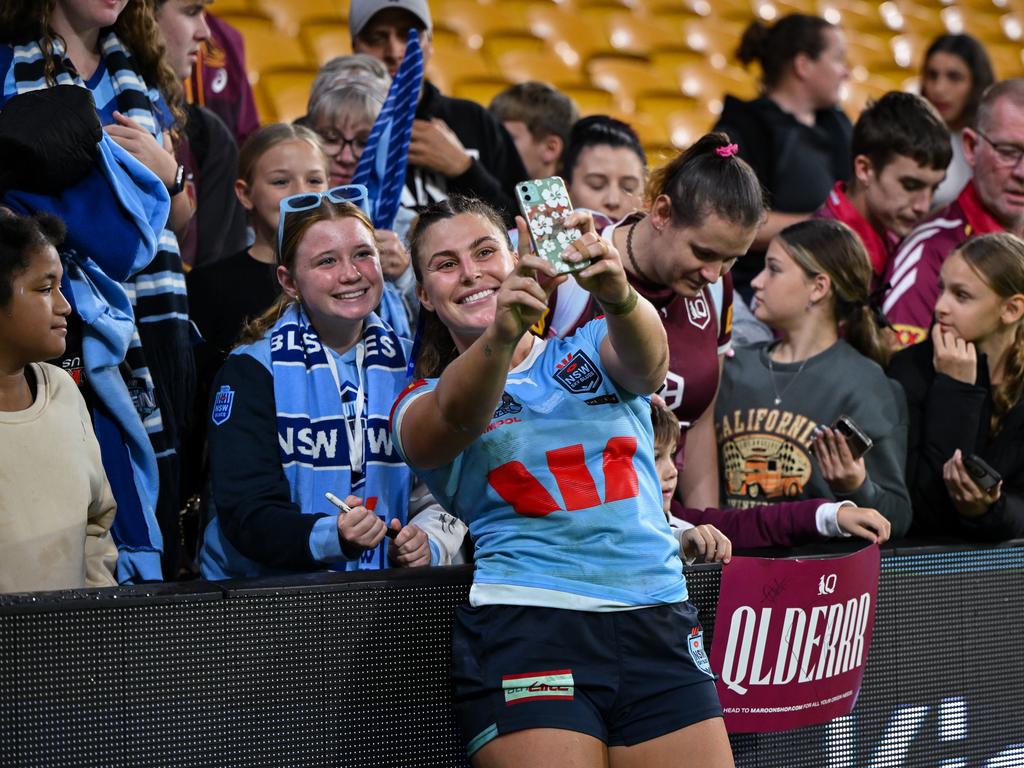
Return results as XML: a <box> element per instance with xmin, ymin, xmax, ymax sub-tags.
<box><xmin>882</xmin><ymin>78</ymin><xmax>1024</xmax><ymax>347</ymax></box>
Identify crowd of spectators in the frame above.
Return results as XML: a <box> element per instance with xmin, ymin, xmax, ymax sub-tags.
<box><xmin>0</xmin><ymin>0</ymin><xmax>1021</xmax><ymax>596</ymax></box>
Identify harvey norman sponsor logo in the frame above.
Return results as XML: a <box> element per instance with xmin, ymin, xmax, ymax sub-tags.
<box><xmin>502</xmin><ymin>669</ymin><xmax>575</xmax><ymax>705</ymax></box>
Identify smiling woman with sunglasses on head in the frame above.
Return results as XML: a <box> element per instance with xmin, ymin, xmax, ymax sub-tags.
<box><xmin>197</xmin><ymin>189</ymin><xmax>457</xmax><ymax>580</ymax></box>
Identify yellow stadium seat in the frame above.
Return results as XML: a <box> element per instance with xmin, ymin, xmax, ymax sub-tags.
<box><xmin>650</xmin><ymin>53</ymin><xmax>758</xmax><ymax>108</ymax></box>
<box><xmin>560</xmin><ymin>84</ymin><xmax>618</xmax><ymax>115</ymax></box>
<box><xmin>999</xmin><ymin>12</ymin><xmax>1024</xmax><ymax>43</ymax></box>
<box><xmin>494</xmin><ymin>49</ymin><xmax>588</xmax><ymax>86</ymax></box>
<box><xmin>433</xmin><ymin>0</ymin><xmax>534</xmax><ymax>49</ymax></box>
<box><xmin>986</xmin><ymin>42</ymin><xmax>1024</xmax><ymax>77</ymax></box>
<box><xmin>670</xmin><ymin>17</ymin><xmax>747</xmax><ymax>61</ymax></box>
<box><xmin>300</xmin><ymin>19</ymin><xmax>351</xmax><ymax>66</ymax></box>
<box><xmin>482</xmin><ymin>31</ymin><xmax>550</xmax><ymax>62</ymax></box>
<box><xmin>841</xmin><ymin>76</ymin><xmax>893</xmax><ymax>119</ymax></box>
<box><xmin>255</xmin><ymin>0</ymin><xmax>345</xmax><ymax>36</ymax></box>
<box><xmin>210</xmin><ymin>0</ymin><xmax>254</xmax><ymax>13</ymax></box>
<box><xmin>528</xmin><ymin>6</ymin><xmax>617</xmax><ymax>65</ymax></box>
<box><xmin>604</xmin><ymin>12</ymin><xmax>691</xmax><ymax>57</ymax></box>
<box><xmin>587</xmin><ymin>56</ymin><xmax>663</xmax><ymax>112</ymax></box>
<box><xmin>426</xmin><ymin>47</ymin><xmax>499</xmax><ymax>94</ymax></box>
<box><xmin>451</xmin><ymin>76</ymin><xmax>514</xmax><ymax>106</ymax></box>
<box><xmin>217</xmin><ymin>12</ymin><xmax>311</xmax><ymax>81</ymax></box>
<box><xmin>642</xmin><ymin>0</ymin><xmax>714</xmax><ymax>18</ymax></box>
<box><xmin>260</xmin><ymin>67</ymin><xmax>319</xmax><ymax>124</ymax></box>
<box><xmin>817</xmin><ymin>0</ymin><xmax>888</xmax><ymax>33</ymax></box>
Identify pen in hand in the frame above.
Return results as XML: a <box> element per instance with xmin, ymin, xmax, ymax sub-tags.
<box><xmin>325</xmin><ymin>492</ymin><xmax>398</xmax><ymax>539</ymax></box>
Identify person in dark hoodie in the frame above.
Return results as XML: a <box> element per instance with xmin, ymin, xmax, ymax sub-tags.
<box><xmin>714</xmin><ymin>13</ymin><xmax>852</xmax><ymax>300</ymax></box>
<box><xmin>348</xmin><ymin>0</ymin><xmax>528</xmax><ymax>224</ymax></box>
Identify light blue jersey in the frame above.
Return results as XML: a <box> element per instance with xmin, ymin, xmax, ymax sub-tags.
<box><xmin>392</xmin><ymin>319</ymin><xmax>686</xmax><ymax>609</ymax></box>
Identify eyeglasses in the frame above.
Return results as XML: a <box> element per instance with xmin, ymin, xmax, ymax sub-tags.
<box><xmin>318</xmin><ymin>131</ymin><xmax>370</xmax><ymax>157</ymax></box>
<box><xmin>277</xmin><ymin>184</ymin><xmax>369</xmax><ymax>259</ymax></box>
<box><xmin>976</xmin><ymin>130</ymin><xmax>1024</xmax><ymax>169</ymax></box>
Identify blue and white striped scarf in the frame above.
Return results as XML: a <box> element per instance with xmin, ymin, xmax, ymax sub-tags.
<box><xmin>269</xmin><ymin>304</ymin><xmax>413</xmax><ymax>571</ymax></box>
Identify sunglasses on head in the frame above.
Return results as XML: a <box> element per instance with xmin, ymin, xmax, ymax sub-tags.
<box><xmin>277</xmin><ymin>184</ymin><xmax>370</xmax><ymax>259</ymax></box>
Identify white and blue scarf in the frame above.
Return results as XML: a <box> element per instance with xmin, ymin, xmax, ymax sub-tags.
<box><xmin>270</xmin><ymin>305</ymin><xmax>413</xmax><ymax>571</ymax></box>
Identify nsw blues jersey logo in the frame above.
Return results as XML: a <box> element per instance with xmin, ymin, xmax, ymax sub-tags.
<box><xmin>688</xmin><ymin>626</ymin><xmax>713</xmax><ymax>677</ymax></box>
<box><xmin>211</xmin><ymin>385</ymin><xmax>235</xmax><ymax>425</ymax></box>
<box><xmin>553</xmin><ymin>350</ymin><xmax>603</xmax><ymax>395</ymax></box>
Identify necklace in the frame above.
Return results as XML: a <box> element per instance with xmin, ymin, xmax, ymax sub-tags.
<box><xmin>624</xmin><ymin>219</ymin><xmax>656</xmax><ymax>284</ymax></box>
<box><xmin>766</xmin><ymin>348</ymin><xmax>810</xmax><ymax>406</ymax></box>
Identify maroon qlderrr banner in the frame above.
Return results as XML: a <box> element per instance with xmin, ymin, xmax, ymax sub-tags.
<box><xmin>708</xmin><ymin>544</ymin><xmax>880</xmax><ymax>733</ymax></box>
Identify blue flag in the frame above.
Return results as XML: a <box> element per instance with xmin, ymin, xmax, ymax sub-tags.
<box><xmin>352</xmin><ymin>28</ymin><xmax>424</xmax><ymax>230</ymax></box>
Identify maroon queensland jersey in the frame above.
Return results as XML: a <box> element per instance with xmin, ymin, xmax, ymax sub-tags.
<box><xmin>540</xmin><ymin>215</ymin><xmax>733</xmax><ymax>464</ymax></box>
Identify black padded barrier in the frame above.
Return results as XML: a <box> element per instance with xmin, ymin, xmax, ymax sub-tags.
<box><xmin>1</xmin><ymin>543</ymin><xmax>1023</xmax><ymax>767</ymax></box>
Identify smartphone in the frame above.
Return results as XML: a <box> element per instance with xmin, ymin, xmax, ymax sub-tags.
<box><xmin>515</xmin><ymin>176</ymin><xmax>586</xmax><ymax>274</ymax></box>
<box><xmin>963</xmin><ymin>453</ymin><xmax>1002</xmax><ymax>492</ymax></box>
<box><xmin>832</xmin><ymin>415</ymin><xmax>874</xmax><ymax>460</ymax></box>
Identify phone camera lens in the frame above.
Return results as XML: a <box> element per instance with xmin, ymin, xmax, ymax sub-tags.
<box><xmin>524</xmin><ymin>194</ymin><xmax>532</xmax><ymax>201</ymax></box>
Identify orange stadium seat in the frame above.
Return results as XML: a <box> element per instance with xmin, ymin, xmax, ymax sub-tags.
<box><xmin>986</xmin><ymin>42</ymin><xmax>1024</xmax><ymax>77</ymax></box>
<box><xmin>217</xmin><ymin>12</ymin><xmax>311</xmax><ymax>82</ymax></box>
<box><xmin>259</xmin><ymin>67</ymin><xmax>319</xmax><ymax>123</ymax></box>
<box><xmin>300</xmin><ymin>19</ymin><xmax>351</xmax><ymax>66</ymax></box>
<box><xmin>255</xmin><ymin>0</ymin><xmax>345</xmax><ymax>36</ymax></box>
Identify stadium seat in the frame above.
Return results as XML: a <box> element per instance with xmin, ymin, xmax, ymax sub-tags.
<box><xmin>494</xmin><ymin>49</ymin><xmax>588</xmax><ymax>86</ymax></box>
<box><xmin>587</xmin><ymin>56</ymin><xmax>662</xmax><ymax>112</ymax></box>
<box><xmin>209</xmin><ymin>0</ymin><xmax>253</xmax><ymax>13</ymax></box>
<box><xmin>482</xmin><ymin>31</ymin><xmax>550</xmax><ymax>62</ymax></box>
<box><xmin>604</xmin><ymin>12</ymin><xmax>692</xmax><ymax>58</ymax></box>
<box><xmin>528</xmin><ymin>6</ymin><xmax>617</xmax><ymax>65</ymax></box>
<box><xmin>433</xmin><ymin>0</ymin><xmax>534</xmax><ymax>49</ymax></box>
<box><xmin>560</xmin><ymin>84</ymin><xmax>619</xmax><ymax>115</ymax></box>
<box><xmin>255</xmin><ymin>0</ymin><xmax>344</xmax><ymax>36</ymax></box>
<box><xmin>451</xmin><ymin>77</ymin><xmax>514</xmax><ymax>106</ymax></box>
<box><xmin>259</xmin><ymin>67</ymin><xmax>319</xmax><ymax>123</ymax></box>
<box><xmin>818</xmin><ymin>0</ymin><xmax>888</xmax><ymax>33</ymax></box>
<box><xmin>300</xmin><ymin>19</ymin><xmax>351</xmax><ymax>66</ymax></box>
<box><xmin>217</xmin><ymin>12</ymin><xmax>311</xmax><ymax>81</ymax></box>
<box><xmin>426</xmin><ymin>47</ymin><xmax>500</xmax><ymax>94</ymax></box>
<box><xmin>985</xmin><ymin>42</ymin><xmax>1024</xmax><ymax>77</ymax></box>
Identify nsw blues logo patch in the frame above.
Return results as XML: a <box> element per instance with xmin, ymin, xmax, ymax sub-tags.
<box><xmin>211</xmin><ymin>385</ymin><xmax>235</xmax><ymax>426</ymax></box>
<box><xmin>553</xmin><ymin>350</ymin><xmax>603</xmax><ymax>395</ymax></box>
<box><xmin>688</xmin><ymin>626</ymin><xmax>713</xmax><ymax>677</ymax></box>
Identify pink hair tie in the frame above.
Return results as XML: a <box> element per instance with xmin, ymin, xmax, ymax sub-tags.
<box><xmin>716</xmin><ymin>143</ymin><xmax>739</xmax><ymax>158</ymax></box>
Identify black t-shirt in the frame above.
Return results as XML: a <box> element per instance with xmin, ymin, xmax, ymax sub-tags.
<box><xmin>714</xmin><ymin>95</ymin><xmax>853</xmax><ymax>298</ymax></box>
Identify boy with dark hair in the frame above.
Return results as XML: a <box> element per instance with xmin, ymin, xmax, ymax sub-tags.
<box><xmin>489</xmin><ymin>81</ymin><xmax>579</xmax><ymax>180</ymax></box>
<box><xmin>0</xmin><ymin>211</ymin><xmax>118</xmax><ymax>592</ymax></box>
<box><xmin>815</xmin><ymin>91</ymin><xmax>951</xmax><ymax>284</ymax></box>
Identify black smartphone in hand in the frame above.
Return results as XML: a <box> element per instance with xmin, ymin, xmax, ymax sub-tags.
<box><xmin>963</xmin><ymin>454</ymin><xmax>1001</xmax><ymax>492</ymax></box>
<box><xmin>832</xmin><ymin>415</ymin><xmax>874</xmax><ymax>460</ymax></box>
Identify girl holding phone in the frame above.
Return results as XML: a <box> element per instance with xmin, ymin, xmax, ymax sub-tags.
<box><xmin>888</xmin><ymin>232</ymin><xmax>1024</xmax><ymax>539</ymax></box>
<box><xmin>715</xmin><ymin>218</ymin><xmax>912</xmax><ymax>538</ymax></box>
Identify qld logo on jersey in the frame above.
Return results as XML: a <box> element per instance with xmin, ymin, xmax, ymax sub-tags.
<box><xmin>553</xmin><ymin>350</ymin><xmax>603</xmax><ymax>394</ymax></box>
<box><xmin>685</xmin><ymin>294</ymin><xmax>711</xmax><ymax>330</ymax></box>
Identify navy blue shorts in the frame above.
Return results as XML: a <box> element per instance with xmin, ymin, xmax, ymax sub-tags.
<box><xmin>451</xmin><ymin>601</ymin><xmax>722</xmax><ymax>756</ymax></box>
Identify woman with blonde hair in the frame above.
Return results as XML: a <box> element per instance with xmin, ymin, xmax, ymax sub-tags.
<box><xmin>716</xmin><ymin>218</ymin><xmax>912</xmax><ymax>538</ymax></box>
<box><xmin>889</xmin><ymin>232</ymin><xmax>1024</xmax><ymax>539</ymax></box>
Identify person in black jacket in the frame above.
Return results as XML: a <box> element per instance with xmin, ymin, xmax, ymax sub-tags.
<box><xmin>713</xmin><ymin>14</ymin><xmax>852</xmax><ymax>300</ymax></box>
<box><xmin>348</xmin><ymin>0</ymin><xmax>528</xmax><ymax>223</ymax></box>
<box><xmin>888</xmin><ymin>233</ymin><xmax>1024</xmax><ymax>540</ymax></box>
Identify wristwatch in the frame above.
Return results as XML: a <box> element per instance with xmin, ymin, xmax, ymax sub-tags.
<box><xmin>167</xmin><ymin>163</ymin><xmax>186</xmax><ymax>196</ymax></box>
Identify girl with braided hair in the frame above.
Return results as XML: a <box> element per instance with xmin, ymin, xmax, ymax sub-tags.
<box><xmin>889</xmin><ymin>232</ymin><xmax>1024</xmax><ymax>539</ymax></box>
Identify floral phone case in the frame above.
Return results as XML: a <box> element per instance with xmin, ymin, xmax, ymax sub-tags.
<box><xmin>515</xmin><ymin>176</ymin><xmax>587</xmax><ymax>274</ymax></box>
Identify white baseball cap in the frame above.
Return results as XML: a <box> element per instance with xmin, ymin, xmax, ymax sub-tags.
<box><xmin>349</xmin><ymin>0</ymin><xmax>433</xmax><ymax>40</ymax></box>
